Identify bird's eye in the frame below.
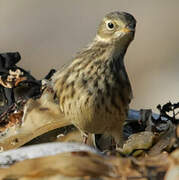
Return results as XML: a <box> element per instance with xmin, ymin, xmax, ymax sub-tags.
<box><xmin>107</xmin><ymin>22</ymin><xmax>114</xmax><ymax>30</ymax></box>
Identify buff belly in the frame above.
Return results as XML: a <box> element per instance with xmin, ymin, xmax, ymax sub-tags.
<box><xmin>62</xmin><ymin>91</ymin><xmax>127</xmax><ymax>135</ymax></box>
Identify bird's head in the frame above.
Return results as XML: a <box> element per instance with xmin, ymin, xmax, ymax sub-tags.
<box><xmin>96</xmin><ymin>11</ymin><xmax>136</xmax><ymax>47</ymax></box>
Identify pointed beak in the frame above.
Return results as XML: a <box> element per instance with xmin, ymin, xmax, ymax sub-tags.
<box><xmin>121</xmin><ymin>27</ymin><xmax>135</xmax><ymax>33</ymax></box>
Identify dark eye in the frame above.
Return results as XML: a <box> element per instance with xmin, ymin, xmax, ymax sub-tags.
<box><xmin>107</xmin><ymin>22</ymin><xmax>114</xmax><ymax>29</ymax></box>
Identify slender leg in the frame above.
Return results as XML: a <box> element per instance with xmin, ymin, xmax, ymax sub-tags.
<box><xmin>82</xmin><ymin>132</ymin><xmax>88</xmax><ymax>144</ymax></box>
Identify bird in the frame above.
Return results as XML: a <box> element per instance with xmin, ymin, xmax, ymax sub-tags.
<box><xmin>52</xmin><ymin>11</ymin><xmax>136</xmax><ymax>147</ymax></box>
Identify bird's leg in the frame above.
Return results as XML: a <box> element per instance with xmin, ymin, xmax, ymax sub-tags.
<box><xmin>111</xmin><ymin>137</ymin><xmax>117</xmax><ymax>150</ymax></box>
<box><xmin>111</xmin><ymin>129</ymin><xmax>124</xmax><ymax>150</ymax></box>
<box><xmin>82</xmin><ymin>132</ymin><xmax>89</xmax><ymax>144</ymax></box>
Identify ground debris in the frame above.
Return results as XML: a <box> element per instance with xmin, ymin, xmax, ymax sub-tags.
<box><xmin>0</xmin><ymin>144</ymin><xmax>178</xmax><ymax>180</ymax></box>
<box><xmin>0</xmin><ymin>52</ymin><xmax>179</xmax><ymax>179</ymax></box>
<box><xmin>0</xmin><ymin>52</ymin><xmax>56</xmax><ymax>143</ymax></box>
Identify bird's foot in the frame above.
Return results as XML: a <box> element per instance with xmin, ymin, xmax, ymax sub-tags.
<box><xmin>82</xmin><ymin>132</ymin><xmax>88</xmax><ymax>144</ymax></box>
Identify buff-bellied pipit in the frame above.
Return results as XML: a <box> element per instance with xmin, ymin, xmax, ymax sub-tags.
<box><xmin>52</xmin><ymin>11</ymin><xmax>136</xmax><ymax>146</ymax></box>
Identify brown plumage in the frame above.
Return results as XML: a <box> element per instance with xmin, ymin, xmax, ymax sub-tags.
<box><xmin>52</xmin><ymin>11</ymin><xmax>136</xmax><ymax>146</ymax></box>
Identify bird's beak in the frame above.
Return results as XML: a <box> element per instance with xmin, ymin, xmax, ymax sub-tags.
<box><xmin>121</xmin><ymin>27</ymin><xmax>135</xmax><ymax>33</ymax></box>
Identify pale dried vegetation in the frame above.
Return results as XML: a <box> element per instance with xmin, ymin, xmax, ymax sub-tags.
<box><xmin>0</xmin><ymin>52</ymin><xmax>179</xmax><ymax>180</ymax></box>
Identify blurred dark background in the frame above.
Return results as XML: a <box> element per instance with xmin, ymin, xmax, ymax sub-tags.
<box><xmin>0</xmin><ymin>0</ymin><xmax>179</xmax><ymax>112</ymax></box>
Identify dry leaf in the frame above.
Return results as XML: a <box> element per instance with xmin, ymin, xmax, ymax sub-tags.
<box><xmin>120</xmin><ymin>131</ymin><xmax>155</xmax><ymax>156</ymax></box>
<box><xmin>0</xmin><ymin>151</ymin><xmax>114</xmax><ymax>179</ymax></box>
<box><xmin>0</xmin><ymin>89</ymin><xmax>71</xmax><ymax>151</ymax></box>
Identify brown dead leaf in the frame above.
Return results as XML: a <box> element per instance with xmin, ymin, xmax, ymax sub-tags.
<box><xmin>0</xmin><ymin>151</ymin><xmax>115</xmax><ymax>179</ymax></box>
<box><xmin>111</xmin><ymin>157</ymin><xmax>146</xmax><ymax>180</ymax></box>
<box><xmin>1</xmin><ymin>146</ymin><xmax>178</xmax><ymax>180</ymax></box>
<box><xmin>0</xmin><ymin>89</ymin><xmax>71</xmax><ymax>151</ymax></box>
<box><xmin>120</xmin><ymin>131</ymin><xmax>155</xmax><ymax>156</ymax></box>
<box><xmin>132</xmin><ymin>152</ymin><xmax>169</xmax><ymax>180</ymax></box>
<box><xmin>164</xmin><ymin>149</ymin><xmax>179</xmax><ymax>180</ymax></box>
<box><xmin>148</xmin><ymin>123</ymin><xmax>176</xmax><ymax>156</ymax></box>
<box><xmin>25</xmin><ymin>126</ymin><xmax>95</xmax><ymax>147</ymax></box>
<box><xmin>0</xmin><ymin>111</ymin><xmax>23</xmax><ymax>132</ymax></box>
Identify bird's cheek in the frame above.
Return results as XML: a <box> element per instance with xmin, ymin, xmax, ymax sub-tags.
<box><xmin>113</xmin><ymin>31</ymin><xmax>123</xmax><ymax>39</ymax></box>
